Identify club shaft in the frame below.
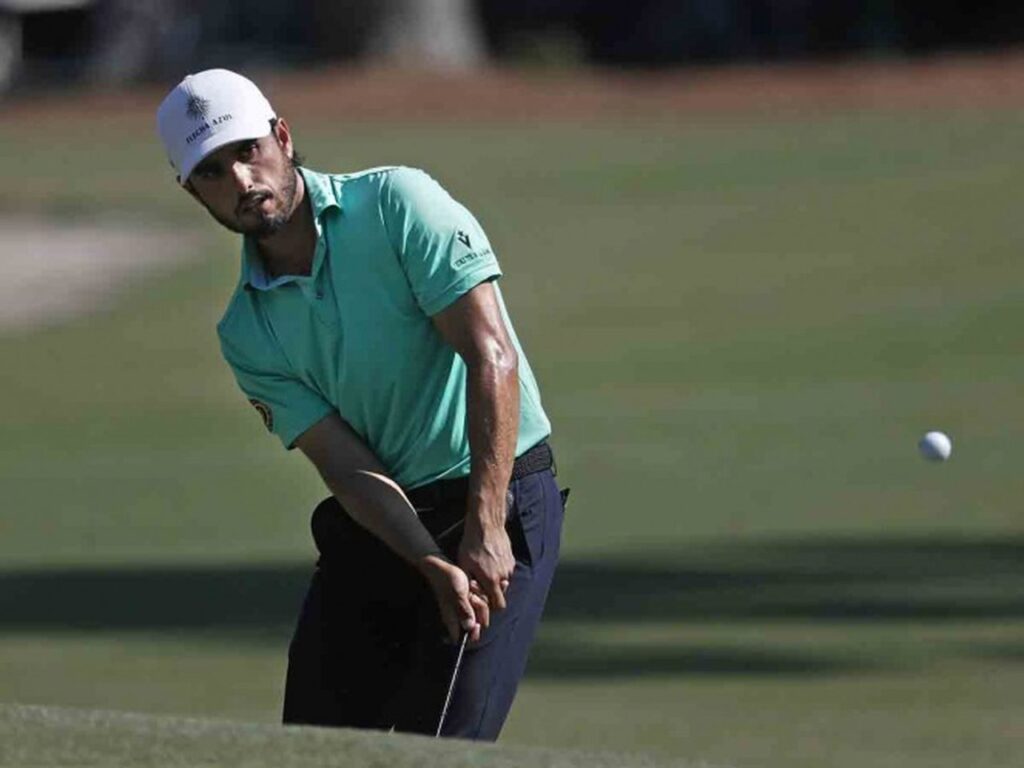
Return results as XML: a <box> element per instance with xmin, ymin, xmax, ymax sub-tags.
<box><xmin>435</xmin><ymin>631</ymin><xmax>469</xmax><ymax>737</ymax></box>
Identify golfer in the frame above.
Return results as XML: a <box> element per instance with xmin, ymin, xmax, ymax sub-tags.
<box><xmin>156</xmin><ymin>69</ymin><xmax>565</xmax><ymax>740</ymax></box>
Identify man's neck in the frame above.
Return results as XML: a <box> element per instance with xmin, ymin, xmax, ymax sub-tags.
<box><xmin>256</xmin><ymin>171</ymin><xmax>316</xmax><ymax>279</ymax></box>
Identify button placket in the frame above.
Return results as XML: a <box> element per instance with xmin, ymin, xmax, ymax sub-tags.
<box><xmin>307</xmin><ymin>229</ymin><xmax>337</xmax><ymax>327</ymax></box>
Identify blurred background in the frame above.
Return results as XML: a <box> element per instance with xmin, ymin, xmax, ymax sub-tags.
<box><xmin>3</xmin><ymin>0</ymin><xmax>1024</xmax><ymax>92</ymax></box>
<box><xmin>1</xmin><ymin>3</ymin><xmax>1023</xmax><ymax>768</ymax></box>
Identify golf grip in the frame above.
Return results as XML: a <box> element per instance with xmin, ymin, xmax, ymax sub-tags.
<box><xmin>435</xmin><ymin>631</ymin><xmax>469</xmax><ymax>737</ymax></box>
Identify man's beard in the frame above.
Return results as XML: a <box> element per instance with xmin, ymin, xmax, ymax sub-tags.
<box><xmin>206</xmin><ymin>170</ymin><xmax>299</xmax><ymax>237</ymax></box>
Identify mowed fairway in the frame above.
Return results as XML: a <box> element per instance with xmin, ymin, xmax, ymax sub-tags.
<box><xmin>0</xmin><ymin>93</ymin><xmax>1022</xmax><ymax>768</ymax></box>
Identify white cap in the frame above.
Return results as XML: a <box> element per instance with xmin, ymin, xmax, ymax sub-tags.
<box><xmin>156</xmin><ymin>69</ymin><xmax>276</xmax><ymax>185</ymax></box>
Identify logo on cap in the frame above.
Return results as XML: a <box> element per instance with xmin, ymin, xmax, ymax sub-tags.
<box><xmin>186</xmin><ymin>95</ymin><xmax>211</xmax><ymax>121</ymax></box>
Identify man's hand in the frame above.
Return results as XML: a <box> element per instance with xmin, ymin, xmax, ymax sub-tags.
<box><xmin>458</xmin><ymin>516</ymin><xmax>514</xmax><ymax>612</ymax></box>
<box><xmin>419</xmin><ymin>554</ymin><xmax>489</xmax><ymax>643</ymax></box>
<box><xmin>432</xmin><ymin>282</ymin><xmax>521</xmax><ymax>616</ymax></box>
<box><xmin>297</xmin><ymin>414</ymin><xmax>494</xmax><ymax>641</ymax></box>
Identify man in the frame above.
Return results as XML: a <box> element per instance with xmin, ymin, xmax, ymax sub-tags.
<box><xmin>156</xmin><ymin>69</ymin><xmax>565</xmax><ymax>740</ymax></box>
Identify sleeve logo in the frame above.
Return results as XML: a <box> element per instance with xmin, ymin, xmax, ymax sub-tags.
<box><xmin>248</xmin><ymin>399</ymin><xmax>274</xmax><ymax>432</ymax></box>
<box><xmin>453</xmin><ymin>229</ymin><xmax>493</xmax><ymax>268</ymax></box>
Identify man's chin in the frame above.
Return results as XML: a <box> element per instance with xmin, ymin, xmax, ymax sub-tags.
<box><xmin>215</xmin><ymin>210</ymin><xmax>288</xmax><ymax>237</ymax></box>
<box><xmin>243</xmin><ymin>214</ymin><xmax>289</xmax><ymax>238</ymax></box>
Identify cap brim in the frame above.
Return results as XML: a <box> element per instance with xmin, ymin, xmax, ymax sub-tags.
<box><xmin>178</xmin><ymin>119</ymin><xmax>274</xmax><ymax>185</ymax></box>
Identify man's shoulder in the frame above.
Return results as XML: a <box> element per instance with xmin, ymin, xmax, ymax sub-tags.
<box><xmin>321</xmin><ymin>165</ymin><xmax>430</xmax><ymax>184</ymax></box>
<box><xmin>311</xmin><ymin>165</ymin><xmax>442</xmax><ymax>207</ymax></box>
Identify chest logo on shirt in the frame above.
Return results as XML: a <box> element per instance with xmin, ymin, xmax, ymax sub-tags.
<box><xmin>456</xmin><ymin>230</ymin><xmax>471</xmax><ymax>248</ymax></box>
<box><xmin>249</xmin><ymin>399</ymin><xmax>274</xmax><ymax>432</ymax></box>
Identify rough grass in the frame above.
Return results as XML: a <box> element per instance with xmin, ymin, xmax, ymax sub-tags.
<box><xmin>0</xmin><ymin>704</ymin><xmax>708</xmax><ymax>768</ymax></box>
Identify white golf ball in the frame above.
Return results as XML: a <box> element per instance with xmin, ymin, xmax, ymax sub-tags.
<box><xmin>918</xmin><ymin>431</ymin><xmax>952</xmax><ymax>462</ymax></box>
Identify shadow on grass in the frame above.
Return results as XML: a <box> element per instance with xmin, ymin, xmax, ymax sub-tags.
<box><xmin>0</xmin><ymin>565</ymin><xmax>309</xmax><ymax>636</ymax></box>
<box><xmin>966</xmin><ymin>643</ymin><xmax>1024</xmax><ymax>664</ymax></box>
<box><xmin>0</xmin><ymin>535</ymin><xmax>1021</xmax><ymax>679</ymax></box>
<box><xmin>544</xmin><ymin>536</ymin><xmax>1024</xmax><ymax>623</ymax></box>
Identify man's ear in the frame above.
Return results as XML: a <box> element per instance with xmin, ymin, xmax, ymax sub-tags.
<box><xmin>273</xmin><ymin>117</ymin><xmax>294</xmax><ymax>161</ymax></box>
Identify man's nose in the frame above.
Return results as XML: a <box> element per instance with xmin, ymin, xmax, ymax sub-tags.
<box><xmin>229</xmin><ymin>162</ymin><xmax>253</xmax><ymax>192</ymax></box>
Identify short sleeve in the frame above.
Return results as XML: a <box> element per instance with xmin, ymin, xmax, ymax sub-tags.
<box><xmin>219</xmin><ymin>333</ymin><xmax>334</xmax><ymax>449</ymax></box>
<box><xmin>379</xmin><ymin>167</ymin><xmax>502</xmax><ymax>316</ymax></box>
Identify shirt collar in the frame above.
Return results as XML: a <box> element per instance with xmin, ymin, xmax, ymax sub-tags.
<box><xmin>241</xmin><ymin>167</ymin><xmax>341</xmax><ymax>291</ymax></box>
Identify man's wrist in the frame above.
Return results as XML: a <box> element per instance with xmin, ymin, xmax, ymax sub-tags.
<box><xmin>417</xmin><ymin>552</ymin><xmax>451</xmax><ymax>581</ymax></box>
<box><xmin>465</xmin><ymin>504</ymin><xmax>506</xmax><ymax>534</ymax></box>
<box><xmin>466</xmin><ymin>486</ymin><xmax>510</xmax><ymax>530</ymax></box>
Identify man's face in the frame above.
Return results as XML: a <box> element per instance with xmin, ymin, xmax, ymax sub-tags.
<box><xmin>186</xmin><ymin>121</ymin><xmax>298</xmax><ymax>237</ymax></box>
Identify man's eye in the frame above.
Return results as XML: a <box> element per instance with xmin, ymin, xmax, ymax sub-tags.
<box><xmin>239</xmin><ymin>142</ymin><xmax>258</xmax><ymax>159</ymax></box>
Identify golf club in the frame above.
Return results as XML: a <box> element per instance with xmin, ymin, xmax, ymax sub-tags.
<box><xmin>435</xmin><ymin>630</ymin><xmax>469</xmax><ymax>737</ymax></box>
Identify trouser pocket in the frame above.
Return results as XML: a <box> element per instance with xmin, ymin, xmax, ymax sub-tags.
<box><xmin>508</xmin><ymin>471</ymin><xmax>559</xmax><ymax>567</ymax></box>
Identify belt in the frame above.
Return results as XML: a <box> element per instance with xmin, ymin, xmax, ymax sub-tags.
<box><xmin>312</xmin><ymin>442</ymin><xmax>556</xmax><ymax>560</ymax></box>
<box><xmin>407</xmin><ymin>441</ymin><xmax>554</xmax><ymax>543</ymax></box>
<box><xmin>406</xmin><ymin>441</ymin><xmax>554</xmax><ymax>512</ymax></box>
<box><xmin>510</xmin><ymin>441</ymin><xmax>554</xmax><ymax>481</ymax></box>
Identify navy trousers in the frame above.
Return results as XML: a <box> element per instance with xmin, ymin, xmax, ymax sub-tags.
<box><xmin>282</xmin><ymin>465</ymin><xmax>565</xmax><ymax>740</ymax></box>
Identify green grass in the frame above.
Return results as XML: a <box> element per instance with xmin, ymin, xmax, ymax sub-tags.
<box><xmin>0</xmin><ymin>704</ymin><xmax>700</xmax><ymax>768</ymax></box>
<box><xmin>0</xmin><ymin>104</ymin><xmax>1022</xmax><ymax>767</ymax></box>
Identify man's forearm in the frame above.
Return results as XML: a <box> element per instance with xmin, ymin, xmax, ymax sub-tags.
<box><xmin>326</xmin><ymin>469</ymin><xmax>442</xmax><ymax>568</ymax></box>
<box><xmin>322</xmin><ymin>467</ymin><xmax>485</xmax><ymax>641</ymax></box>
<box><xmin>297</xmin><ymin>414</ymin><xmax>442</xmax><ymax>568</ymax></box>
<box><xmin>465</xmin><ymin>351</ymin><xmax>519</xmax><ymax>529</ymax></box>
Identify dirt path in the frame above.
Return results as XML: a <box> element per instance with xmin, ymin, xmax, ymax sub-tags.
<box><xmin>0</xmin><ymin>218</ymin><xmax>199</xmax><ymax>333</ymax></box>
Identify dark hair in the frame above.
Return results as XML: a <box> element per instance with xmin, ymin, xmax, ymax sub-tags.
<box><xmin>270</xmin><ymin>118</ymin><xmax>305</xmax><ymax>167</ymax></box>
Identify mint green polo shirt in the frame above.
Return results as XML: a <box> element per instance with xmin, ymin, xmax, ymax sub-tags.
<box><xmin>217</xmin><ymin>166</ymin><xmax>551</xmax><ymax>490</ymax></box>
